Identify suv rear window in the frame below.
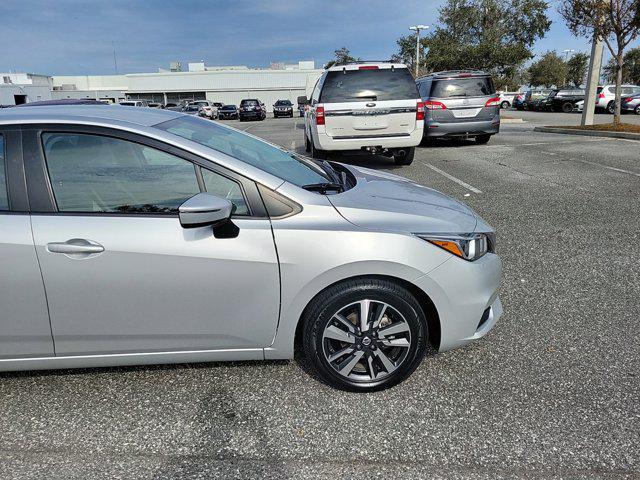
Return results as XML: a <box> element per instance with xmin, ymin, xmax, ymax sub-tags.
<box><xmin>241</xmin><ymin>100</ymin><xmax>259</xmax><ymax>106</ymax></box>
<box><xmin>430</xmin><ymin>77</ymin><xmax>495</xmax><ymax>98</ymax></box>
<box><xmin>320</xmin><ymin>68</ymin><xmax>418</xmax><ymax>103</ymax></box>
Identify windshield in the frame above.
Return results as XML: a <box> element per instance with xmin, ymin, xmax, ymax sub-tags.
<box><xmin>320</xmin><ymin>68</ymin><xmax>418</xmax><ymax>102</ymax></box>
<box><xmin>430</xmin><ymin>77</ymin><xmax>495</xmax><ymax>98</ymax></box>
<box><xmin>155</xmin><ymin>115</ymin><xmax>330</xmax><ymax>186</ymax></box>
<box><xmin>275</xmin><ymin>100</ymin><xmax>292</xmax><ymax>105</ymax></box>
<box><xmin>221</xmin><ymin>105</ymin><xmax>236</xmax><ymax>110</ymax></box>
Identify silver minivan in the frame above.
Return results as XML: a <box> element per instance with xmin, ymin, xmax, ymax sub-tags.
<box><xmin>416</xmin><ymin>70</ymin><xmax>500</xmax><ymax>144</ymax></box>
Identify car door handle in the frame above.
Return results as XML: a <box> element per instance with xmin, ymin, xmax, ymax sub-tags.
<box><xmin>47</xmin><ymin>239</ymin><xmax>105</xmax><ymax>255</ymax></box>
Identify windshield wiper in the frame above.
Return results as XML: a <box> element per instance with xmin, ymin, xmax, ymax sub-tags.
<box><xmin>302</xmin><ymin>182</ymin><xmax>344</xmax><ymax>194</ymax></box>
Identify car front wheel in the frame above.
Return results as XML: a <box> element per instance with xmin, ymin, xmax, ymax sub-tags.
<box><xmin>476</xmin><ymin>134</ymin><xmax>491</xmax><ymax>144</ymax></box>
<box><xmin>393</xmin><ymin>147</ymin><xmax>415</xmax><ymax>165</ymax></box>
<box><xmin>309</xmin><ymin>136</ymin><xmax>326</xmax><ymax>159</ymax></box>
<box><xmin>635</xmin><ymin>105</ymin><xmax>640</xmax><ymax>115</ymax></box>
<box><xmin>301</xmin><ymin>278</ymin><xmax>428</xmax><ymax>392</ymax></box>
<box><xmin>607</xmin><ymin>101</ymin><xmax>615</xmax><ymax>114</ymax></box>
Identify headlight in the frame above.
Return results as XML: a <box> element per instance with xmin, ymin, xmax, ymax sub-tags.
<box><xmin>416</xmin><ymin>233</ymin><xmax>495</xmax><ymax>261</ymax></box>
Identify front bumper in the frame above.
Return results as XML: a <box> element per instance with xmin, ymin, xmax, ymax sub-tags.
<box><xmin>415</xmin><ymin>252</ymin><xmax>503</xmax><ymax>352</ymax></box>
<box><xmin>425</xmin><ymin>119</ymin><xmax>499</xmax><ymax>138</ymax></box>
<box><xmin>274</xmin><ymin>109</ymin><xmax>293</xmax><ymax>116</ymax></box>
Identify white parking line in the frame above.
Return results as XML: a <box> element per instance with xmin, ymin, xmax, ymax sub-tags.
<box><xmin>577</xmin><ymin>159</ymin><xmax>640</xmax><ymax>177</ymax></box>
<box><xmin>422</xmin><ymin>162</ymin><xmax>483</xmax><ymax>194</ymax></box>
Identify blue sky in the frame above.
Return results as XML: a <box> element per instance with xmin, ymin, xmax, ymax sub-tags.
<box><xmin>0</xmin><ymin>0</ymin><xmax>629</xmax><ymax>75</ymax></box>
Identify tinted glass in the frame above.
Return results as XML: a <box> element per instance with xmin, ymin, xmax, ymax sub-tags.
<box><xmin>201</xmin><ymin>168</ymin><xmax>248</xmax><ymax>215</ymax></box>
<box><xmin>241</xmin><ymin>100</ymin><xmax>259</xmax><ymax>106</ymax></box>
<box><xmin>0</xmin><ymin>135</ymin><xmax>7</xmax><ymax>210</ymax></box>
<box><xmin>320</xmin><ymin>68</ymin><xmax>418</xmax><ymax>102</ymax></box>
<box><xmin>220</xmin><ymin>105</ymin><xmax>236</xmax><ymax>110</ymax></box>
<box><xmin>275</xmin><ymin>100</ymin><xmax>292</xmax><ymax>105</ymax></box>
<box><xmin>430</xmin><ymin>77</ymin><xmax>495</xmax><ymax>98</ymax></box>
<box><xmin>42</xmin><ymin>133</ymin><xmax>199</xmax><ymax>213</ymax></box>
<box><xmin>155</xmin><ymin>115</ymin><xmax>329</xmax><ymax>187</ymax></box>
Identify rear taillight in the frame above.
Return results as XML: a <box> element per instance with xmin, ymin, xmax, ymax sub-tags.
<box><xmin>424</xmin><ymin>100</ymin><xmax>447</xmax><ymax>110</ymax></box>
<box><xmin>316</xmin><ymin>105</ymin><xmax>325</xmax><ymax>125</ymax></box>
<box><xmin>598</xmin><ymin>93</ymin><xmax>605</xmax><ymax>98</ymax></box>
<box><xmin>485</xmin><ymin>97</ymin><xmax>501</xmax><ymax>107</ymax></box>
<box><xmin>359</xmin><ymin>66</ymin><xmax>379</xmax><ymax>70</ymax></box>
<box><xmin>416</xmin><ymin>101</ymin><xmax>425</xmax><ymax>121</ymax></box>
<box><xmin>623</xmin><ymin>97</ymin><xmax>633</xmax><ymax>102</ymax></box>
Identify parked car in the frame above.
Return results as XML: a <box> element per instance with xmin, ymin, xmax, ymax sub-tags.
<box><xmin>119</xmin><ymin>100</ymin><xmax>148</xmax><ymax>107</ymax></box>
<box><xmin>574</xmin><ymin>100</ymin><xmax>584</xmax><ymax>112</ymax></box>
<box><xmin>302</xmin><ymin>62</ymin><xmax>423</xmax><ymax>165</ymax></box>
<box><xmin>521</xmin><ymin>89</ymin><xmax>552</xmax><ymax>111</ymax></box>
<box><xmin>181</xmin><ymin>104</ymin><xmax>202</xmax><ymax>116</ymax></box>
<box><xmin>147</xmin><ymin>102</ymin><xmax>164</xmax><ymax>109</ymax></box>
<box><xmin>621</xmin><ymin>93</ymin><xmax>640</xmax><ymax>114</ymax></box>
<box><xmin>497</xmin><ymin>91</ymin><xmax>517</xmax><ymax>109</ymax></box>
<box><xmin>239</xmin><ymin>99</ymin><xmax>266</xmax><ymax>121</ymax></box>
<box><xmin>164</xmin><ymin>102</ymin><xmax>182</xmax><ymax>112</ymax></box>
<box><xmin>596</xmin><ymin>84</ymin><xmax>640</xmax><ymax>113</ymax></box>
<box><xmin>217</xmin><ymin>104</ymin><xmax>239</xmax><ymax>120</ymax></box>
<box><xmin>189</xmin><ymin>100</ymin><xmax>218</xmax><ymax>119</ymax></box>
<box><xmin>548</xmin><ymin>87</ymin><xmax>586</xmax><ymax>113</ymax></box>
<box><xmin>512</xmin><ymin>92</ymin><xmax>526</xmax><ymax>110</ymax></box>
<box><xmin>273</xmin><ymin>100</ymin><xmax>294</xmax><ymax>118</ymax></box>
<box><xmin>416</xmin><ymin>70</ymin><xmax>500</xmax><ymax>145</ymax></box>
<box><xmin>14</xmin><ymin>99</ymin><xmax>108</xmax><ymax>107</ymax></box>
<box><xmin>0</xmin><ymin>105</ymin><xmax>502</xmax><ymax>391</ymax></box>
<box><xmin>536</xmin><ymin>90</ymin><xmax>556</xmax><ymax>112</ymax></box>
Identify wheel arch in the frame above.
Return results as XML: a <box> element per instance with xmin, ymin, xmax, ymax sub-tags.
<box><xmin>292</xmin><ymin>274</ymin><xmax>441</xmax><ymax>357</ymax></box>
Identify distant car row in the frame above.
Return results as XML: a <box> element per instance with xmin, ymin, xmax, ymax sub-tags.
<box><xmin>507</xmin><ymin>84</ymin><xmax>640</xmax><ymax>114</ymax></box>
<box><xmin>118</xmin><ymin>98</ymin><xmax>300</xmax><ymax>120</ymax></box>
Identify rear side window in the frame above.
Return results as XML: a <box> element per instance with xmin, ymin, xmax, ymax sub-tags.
<box><xmin>42</xmin><ymin>133</ymin><xmax>200</xmax><ymax>214</ymax></box>
<box><xmin>430</xmin><ymin>77</ymin><xmax>495</xmax><ymax>98</ymax></box>
<box><xmin>320</xmin><ymin>68</ymin><xmax>419</xmax><ymax>103</ymax></box>
<box><xmin>0</xmin><ymin>134</ymin><xmax>8</xmax><ymax>210</ymax></box>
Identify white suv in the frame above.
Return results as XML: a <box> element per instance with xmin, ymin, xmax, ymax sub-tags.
<box><xmin>301</xmin><ymin>62</ymin><xmax>424</xmax><ymax>166</ymax></box>
<box><xmin>596</xmin><ymin>84</ymin><xmax>640</xmax><ymax>113</ymax></box>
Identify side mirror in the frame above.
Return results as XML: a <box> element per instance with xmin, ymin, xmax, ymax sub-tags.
<box><xmin>178</xmin><ymin>193</ymin><xmax>233</xmax><ymax>229</ymax></box>
<box><xmin>297</xmin><ymin>95</ymin><xmax>309</xmax><ymax>105</ymax></box>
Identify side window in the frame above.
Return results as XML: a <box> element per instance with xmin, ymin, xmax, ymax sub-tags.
<box><xmin>311</xmin><ymin>74</ymin><xmax>324</xmax><ymax>104</ymax></box>
<box><xmin>42</xmin><ymin>133</ymin><xmax>200</xmax><ymax>214</ymax></box>
<box><xmin>0</xmin><ymin>134</ymin><xmax>8</xmax><ymax>210</ymax></box>
<box><xmin>200</xmin><ymin>168</ymin><xmax>249</xmax><ymax>215</ymax></box>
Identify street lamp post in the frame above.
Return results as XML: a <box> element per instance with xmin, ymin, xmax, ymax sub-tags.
<box><xmin>409</xmin><ymin>25</ymin><xmax>429</xmax><ymax>77</ymax></box>
<box><xmin>563</xmin><ymin>49</ymin><xmax>575</xmax><ymax>61</ymax></box>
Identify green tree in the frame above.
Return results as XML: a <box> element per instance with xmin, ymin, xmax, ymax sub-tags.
<box><xmin>325</xmin><ymin>47</ymin><xmax>360</xmax><ymax>68</ymax></box>
<box><xmin>391</xmin><ymin>34</ymin><xmax>429</xmax><ymax>75</ymax></box>
<box><xmin>528</xmin><ymin>51</ymin><xmax>568</xmax><ymax>87</ymax></box>
<box><xmin>603</xmin><ymin>47</ymin><xmax>640</xmax><ymax>84</ymax></box>
<box><xmin>560</xmin><ymin>0</ymin><xmax>640</xmax><ymax>124</ymax></box>
<box><xmin>566</xmin><ymin>52</ymin><xmax>589</xmax><ymax>86</ymax></box>
<box><xmin>410</xmin><ymin>0</ymin><xmax>550</xmax><ymax>81</ymax></box>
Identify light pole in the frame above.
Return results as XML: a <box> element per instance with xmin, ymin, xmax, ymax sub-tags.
<box><xmin>563</xmin><ymin>49</ymin><xmax>575</xmax><ymax>61</ymax></box>
<box><xmin>409</xmin><ymin>25</ymin><xmax>429</xmax><ymax>77</ymax></box>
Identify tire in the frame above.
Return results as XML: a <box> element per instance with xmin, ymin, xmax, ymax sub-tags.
<box><xmin>500</xmin><ymin>101</ymin><xmax>510</xmax><ymax>109</ymax></box>
<box><xmin>607</xmin><ymin>101</ymin><xmax>615</xmax><ymax>114</ymax></box>
<box><xmin>635</xmin><ymin>106</ymin><xmax>640</xmax><ymax>115</ymax></box>
<box><xmin>562</xmin><ymin>102</ymin><xmax>574</xmax><ymax>113</ymax></box>
<box><xmin>393</xmin><ymin>147</ymin><xmax>415</xmax><ymax>166</ymax></box>
<box><xmin>304</xmin><ymin>133</ymin><xmax>311</xmax><ymax>153</ymax></box>
<box><xmin>309</xmin><ymin>136</ymin><xmax>326</xmax><ymax>159</ymax></box>
<box><xmin>301</xmin><ymin>278</ymin><xmax>428</xmax><ymax>392</ymax></box>
<box><xmin>475</xmin><ymin>134</ymin><xmax>491</xmax><ymax>144</ymax></box>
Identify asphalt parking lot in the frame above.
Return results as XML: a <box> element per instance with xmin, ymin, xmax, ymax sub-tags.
<box><xmin>1</xmin><ymin>114</ymin><xmax>638</xmax><ymax>480</ymax></box>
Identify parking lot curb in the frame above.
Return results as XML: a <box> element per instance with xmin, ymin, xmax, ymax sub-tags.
<box><xmin>534</xmin><ymin>126</ymin><xmax>640</xmax><ymax>141</ymax></box>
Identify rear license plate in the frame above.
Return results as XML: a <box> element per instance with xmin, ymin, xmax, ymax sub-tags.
<box><xmin>452</xmin><ymin>108</ymin><xmax>481</xmax><ymax>118</ymax></box>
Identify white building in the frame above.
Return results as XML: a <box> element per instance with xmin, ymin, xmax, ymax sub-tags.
<box><xmin>0</xmin><ymin>73</ymin><xmax>53</xmax><ymax>106</ymax></box>
<box><xmin>51</xmin><ymin>60</ymin><xmax>323</xmax><ymax>111</ymax></box>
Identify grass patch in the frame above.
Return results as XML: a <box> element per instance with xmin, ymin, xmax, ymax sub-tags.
<box><xmin>550</xmin><ymin>123</ymin><xmax>640</xmax><ymax>133</ymax></box>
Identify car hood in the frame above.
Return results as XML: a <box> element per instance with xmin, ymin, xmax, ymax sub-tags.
<box><xmin>329</xmin><ymin>165</ymin><xmax>483</xmax><ymax>234</ymax></box>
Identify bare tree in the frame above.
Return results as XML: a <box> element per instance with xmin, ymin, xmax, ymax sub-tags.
<box><xmin>560</xmin><ymin>0</ymin><xmax>640</xmax><ymax>124</ymax></box>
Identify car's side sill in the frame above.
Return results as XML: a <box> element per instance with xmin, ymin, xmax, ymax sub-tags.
<box><xmin>0</xmin><ymin>348</ymin><xmax>264</xmax><ymax>372</ymax></box>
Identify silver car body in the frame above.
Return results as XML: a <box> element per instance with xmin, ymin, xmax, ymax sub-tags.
<box><xmin>0</xmin><ymin>106</ymin><xmax>502</xmax><ymax>371</ymax></box>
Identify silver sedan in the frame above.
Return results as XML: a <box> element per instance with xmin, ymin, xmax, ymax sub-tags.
<box><xmin>0</xmin><ymin>105</ymin><xmax>502</xmax><ymax>391</ymax></box>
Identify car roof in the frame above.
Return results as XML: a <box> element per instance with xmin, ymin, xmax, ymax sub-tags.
<box><xmin>0</xmin><ymin>104</ymin><xmax>183</xmax><ymax>127</ymax></box>
<box><xmin>326</xmin><ymin>62</ymin><xmax>408</xmax><ymax>71</ymax></box>
<box><xmin>417</xmin><ymin>70</ymin><xmax>489</xmax><ymax>80</ymax></box>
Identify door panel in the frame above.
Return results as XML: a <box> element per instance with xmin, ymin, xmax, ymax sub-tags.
<box><xmin>31</xmin><ymin>215</ymin><xmax>279</xmax><ymax>354</ymax></box>
<box><xmin>0</xmin><ymin>215</ymin><xmax>54</xmax><ymax>358</ymax></box>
